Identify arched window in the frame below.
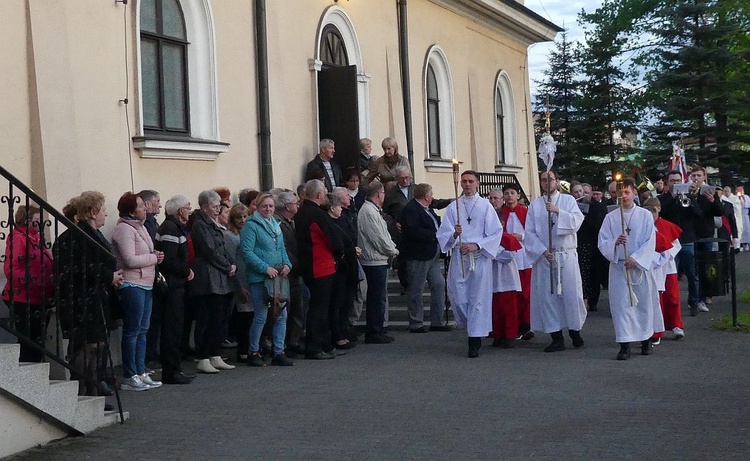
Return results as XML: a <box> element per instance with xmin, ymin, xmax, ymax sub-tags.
<box><xmin>320</xmin><ymin>25</ymin><xmax>349</xmax><ymax>67</ymax></box>
<box><xmin>136</xmin><ymin>0</ymin><xmax>226</xmax><ymax>160</ymax></box>
<box><xmin>495</xmin><ymin>88</ymin><xmax>505</xmax><ymax>164</ymax></box>
<box><xmin>426</xmin><ymin>65</ymin><xmax>441</xmax><ymax>158</ymax></box>
<box><xmin>494</xmin><ymin>71</ymin><xmax>516</xmax><ymax>166</ymax></box>
<box><xmin>140</xmin><ymin>0</ymin><xmax>189</xmax><ymax>134</ymax></box>
<box><xmin>423</xmin><ymin>46</ymin><xmax>454</xmax><ymax>160</ymax></box>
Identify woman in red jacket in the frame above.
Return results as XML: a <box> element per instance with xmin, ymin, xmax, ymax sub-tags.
<box><xmin>2</xmin><ymin>205</ymin><xmax>53</xmax><ymax>362</ymax></box>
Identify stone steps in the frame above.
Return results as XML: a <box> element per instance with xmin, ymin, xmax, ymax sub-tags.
<box><xmin>0</xmin><ymin>343</ymin><xmax>129</xmax><ymax>458</ymax></box>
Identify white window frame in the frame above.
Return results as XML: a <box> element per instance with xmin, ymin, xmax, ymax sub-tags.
<box><xmin>422</xmin><ymin>45</ymin><xmax>455</xmax><ymax>170</ymax></box>
<box><xmin>494</xmin><ymin>70</ymin><xmax>518</xmax><ymax>169</ymax></box>
<box><xmin>134</xmin><ymin>0</ymin><xmax>228</xmax><ymax>160</ymax></box>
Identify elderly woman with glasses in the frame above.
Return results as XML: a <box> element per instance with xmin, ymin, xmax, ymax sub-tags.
<box><xmin>241</xmin><ymin>193</ymin><xmax>293</xmax><ymax>367</ymax></box>
<box><xmin>190</xmin><ymin>190</ymin><xmax>237</xmax><ymax>374</ymax></box>
<box><xmin>154</xmin><ymin>195</ymin><xmax>195</xmax><ymax>384</ymax></box>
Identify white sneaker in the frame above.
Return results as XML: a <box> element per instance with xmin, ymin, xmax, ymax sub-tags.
<box><xmin>196</xmin><ymin>358</ymin><xmax>220</xmax><ymax>374</ymax></box>
<box><xmin>697</xmin><ymin>301</ymin><xmax>709</xmax><ymax>312</ymax></box>
<box><xmin>652</xmin><ymin>338</ymin><xmax>661</xmax><ymax>346</ymax></box>
<box><xmin>672</xmin><ymin>327</ymin><xmax>685</xmax><ymax>339</ymax></box>
<box><xmin>140</xmin><ymin>372</ymin><xmax>162</xmax><ymax>389</ymax></box>
<box><xmin>121</xmin><ymin>375</ymin><xmax>150</xmax><ymax>391</ymax></box>
<box><xmin>209</xmin><ymin>356</ymin><xmax>236</xmax><ymax>370</ymax></box>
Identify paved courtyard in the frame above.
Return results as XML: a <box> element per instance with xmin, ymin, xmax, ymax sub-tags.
<box><xmin>9</xmin><ymin>253</ymin><xmax>750</xmax><ymax>461</ymax></box>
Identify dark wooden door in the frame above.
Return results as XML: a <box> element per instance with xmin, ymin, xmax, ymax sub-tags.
<box><xmin>317</xmin><ymin>65</ymin><xmax>359</xmax><ymax>171</ymax></box>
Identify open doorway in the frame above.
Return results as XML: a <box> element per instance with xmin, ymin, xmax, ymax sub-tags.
<box><xmin>317</xmin><ymin>24</ymin><xmax>359</xmax><ymax>171</ymax></box>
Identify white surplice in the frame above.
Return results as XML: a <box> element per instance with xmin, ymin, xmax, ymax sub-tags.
<box><xmin>525</xmin><ymin>192</ymin><xmax>587</xmax><ymax>333</ymax></box>
<box><xmin>598</xmin><ymin>205</ymin><xmax>663</xmax><ymax>343</ymax></box>
<box><xmin>437</xmin><ymin>193</ymin><xmax>502</xmax><ymax>337</ymax></box>
<box><xmin>504</xmin><ymin>212</ymin><xmax>532</xmax><ymax>270</ymax></box>
<box><xmin>492</xmin><ymin>247</ymin><xmax>521</xmax><ymax>293</ymax></box>
<box><xmin>653</xmin><ymin>238</ymin><xmax>681</xmax><ymax>292</ymax></box>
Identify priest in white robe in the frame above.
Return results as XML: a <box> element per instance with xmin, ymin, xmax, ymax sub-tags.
<box><xmin>525</xmin><ymin>171</ymin><xmax>587</xmax><ymax>352</ymax></box>
<box><xmin>437</xmin><ymin>170</ymin><xmax>502</xmax><ymax>358</ymax></box>
<box><xmin>598</xmin><ymin>178</ymin><xmax>663</xmax><ymax>360</ymax></box>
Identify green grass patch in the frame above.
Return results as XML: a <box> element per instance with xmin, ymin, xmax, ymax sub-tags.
<box><xmin>714</xmin><ymin>311</ymin><xmax>750</xmax><ymax>332</ymax></box>
<box><xmin>740</xmin><ymin>288</ymin><xmax>750</xmax><ymax>303</ymax></box>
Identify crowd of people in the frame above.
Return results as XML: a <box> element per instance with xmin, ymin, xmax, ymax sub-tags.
<box><xmin>4</xmin><ymin>137</ymin><xmax>747</xmax><ymax>409</ymax></box>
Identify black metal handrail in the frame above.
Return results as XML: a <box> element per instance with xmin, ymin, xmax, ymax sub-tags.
<box><xmin>0</xmin><ymin>164</ymin><xmax>124</xmax><ymax>424</ymax></box>
<box><xmin>477</xmin><ymin>172</ymin><xmax>529</xmax><ymax>203</ymax></box>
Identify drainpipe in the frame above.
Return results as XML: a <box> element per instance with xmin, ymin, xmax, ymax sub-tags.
<box><xmin>397</xmin><ymin>0</ymin><xmax>415</xmax><ymax>173</ymax></box>
<box><xmin>255</xmin><ymin>0</ymin><xmax>273</xmax><ymax>190</ymax></box>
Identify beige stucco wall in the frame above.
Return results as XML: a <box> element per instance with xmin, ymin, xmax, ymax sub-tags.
<box><xmin>1</xmin><ymin>1</ymin><xmax>34</xmax><ymax>190</ymax></box>
<box><xmin>1</xmin><ymin>0</ymin><xmax>545</xmax><ymax>237</ymax></box>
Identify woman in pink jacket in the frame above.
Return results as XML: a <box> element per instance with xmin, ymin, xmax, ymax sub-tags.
<box><xmin>2</xmin><ymin>205</ymin><xmax>53</xmax><ymax>362</ymax></box>
<box><xmin>111</xmin><ymin>192</ymin><xmax>164</xmax><ymax>392</ymax></box>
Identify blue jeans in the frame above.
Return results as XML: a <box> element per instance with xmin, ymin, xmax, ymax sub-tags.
<box><xmin>676</xmin><ymin>243</ymin><xmax>699</xmax><ymax>305</ymax></box>
<box><xmin>120</xmin><ymin>286</ymin><xmax>153</xmax><ymax>378</ymax></box>
<box><xmin>363</xmin><ymin>265</ymin><xmax>388</xmax><ymax>337</ymax></box>
<box><xmin>248</xmin><ymin>282</ymin><xmax>287</xmax><ymax>355</ymax></box>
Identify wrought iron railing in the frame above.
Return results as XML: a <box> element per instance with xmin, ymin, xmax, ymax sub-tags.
<box><xmin>477</xmin><ymin>172</ymin><xmax>529</xmax><ymax>203</ymax></box>
<box><xmin>0</xmin><ymin>164</ymin><xmax>124</xmax><ymax>423</ymax></box>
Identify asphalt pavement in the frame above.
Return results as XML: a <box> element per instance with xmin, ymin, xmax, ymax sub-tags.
<box><xmin>8</xmin><ymin>252</ymin><xmax>750</xmax><ymax>461</ymax></box>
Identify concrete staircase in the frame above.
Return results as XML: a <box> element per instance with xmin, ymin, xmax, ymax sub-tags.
<box><xmin>0</xmin><ymin>343</ymin><xmax>128</xmax><ymax>458</ymax></box>
<box><xmin>355</xmin><ymin>270</ymin><xmax>455</xmax><ymax>329</ymax></box>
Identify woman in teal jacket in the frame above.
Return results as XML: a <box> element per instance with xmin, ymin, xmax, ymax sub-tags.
<box><xmin>240</xmin><ymin>193</ymin><xmax>293</xmax><ymax>367</ymax></box>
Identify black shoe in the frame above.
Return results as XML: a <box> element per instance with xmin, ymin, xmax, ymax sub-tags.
<box><xmin>98</xmin><ymin>380</ymin><xmax>113</xmax><ymax>397</ymax></box>
<box><xmin>467</xmin><ymin>337</ymin><xmax>481</xmax><ymax>358</ymax></box>
<box><xmin>544</xmin><ymin>342</ymin><xmax>566</xmax><ymax>352</ymax></box>
<box><xmin>499</xmin><ymin>338</ymin><xmax>514</xmax><ymax>349</ymax></box>
<box><xmin>104</xmin><ymin>403</ymin><xmax>115</xmax><ymax>412</ymax></box>
<box><xmin>641</xmin><ymin>340</ymin><xmax>652</xmax><ymax>356</ymax></box>
<box><xmin>162</xmin><ymin>372</ymin><xmax>194</xmax><ymax>384</ymax></box>
<box><xmin>220</xmin><ymin>339</ymin><xmax>238</xmax><ymax>349</ymax></box>
<box><xmin>521</xmin><ymin>330</ymin><xmax>535</xmax><ymax>340</ymax></box>
<box><xmin>286</xmin><ymin>345</ymin><xmax>305</xmax><ymax>358</ymax></box>
<box><xmin>689</xmin><ymin>303</ymin><xmax>698</xmax><ymax>317</ymax></box>
<box><xmin>364</xmin><ymin>334</ymin><xmax>394</xmax><ymax>344</ymax></box>
<box><xmin>491</xmin><ymin>339</ymin><xmax>503</xmax><ymax>347</ymax></box>
<box><xmin>617</xmin><ymin>345</ymin><xmax>631</xmax><ymax>361</ymax></box>
<box><xmin>430</xmin><ymin>324</ymin><xmax>453</xmax><ymax>332</ymax></box>
<box><xmin>345</xmin><ymin>331</ymin><xmax>360</xmax><ymax>342</ymax></box>
<box><xmin>271</xmin><ymin>354</ymin><xmax>294</xmax><ymax>366</ymax></box>
<box><xmin>305</xmin><ymin>351</ymin><xmax>335</xmax><ymax>360</ymax></box>
<box><xmin>410</xmin><ymin>326</ymin><xmax>428</xmax><ymax>333</ymax></box>
<box><xmin>335</xmin><ymin>341</ymin><xmax>357</xmax><ymax>350</ymax></box>
<box><xmin>570</xmin><ymin>330</ymin><xmax>584</xmax><ymax>348</ymax></box>
<box><xmin>247</xmin><ymin>352</ymin><xmax>266</xmax><ymax>367</ymax></box>
<box><xmin>544</xmin><ymin>331</ymin><xmax>566</xmax><ymax>352</ymax></box>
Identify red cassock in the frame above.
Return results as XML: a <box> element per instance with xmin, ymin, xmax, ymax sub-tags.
<box><xmin>492</xmin><ymin>233</ymin><xmax>522</xmax><ymax>340</ymax></box>
<box><xmin>655</xmin><ymin>217</ymin><xmax>684</xmax><ymax>331</ymax></box>
<box><xmin>500</xmin><ymin>205</ymin><xmax>531</xmax><ymax>328</ymax></box>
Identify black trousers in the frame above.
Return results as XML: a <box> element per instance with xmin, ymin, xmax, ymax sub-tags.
<box><xmin>146</xmin><ymin>292</ymin><xmax>163</xmax><ymax>362</ymax></box>
<box><xmin>13</xmin><ymin>303</ymin><xmax>45</xmax><ymax>363</ymax></box>
<box><xmin>304</xmin><ymin>274</ymin><xmax>334</xmax><ymax>355</ymax></box>
<box><xmin>330</xmin><ymin>272</ymin><xmax>354</xmax><ymax>343</ymax></box>
<box><xmin>197</xmin><ymin>293</ymin><xmax>233</xmax><ymax>360</ymax></box>
<box><xmin>286</xmin><ymin>275</ymin><xmax>305</xmax><ymax>347</ymax></box>
<box><xmin>160</xmin><ymin>286</ymin><xmax>186</xmax><ymax>376</ymax></box>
